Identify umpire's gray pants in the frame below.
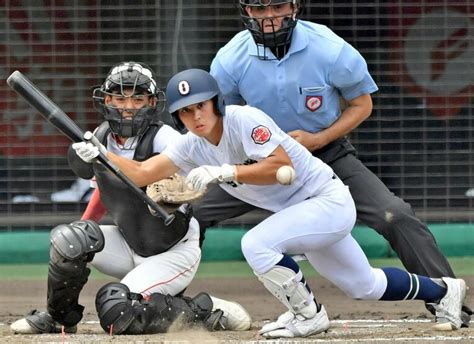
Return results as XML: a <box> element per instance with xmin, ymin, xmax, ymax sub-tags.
<box><xmin>193</xmin><ymin>144</ymin><xmax>455</xmax><ymax>279</ymax></box>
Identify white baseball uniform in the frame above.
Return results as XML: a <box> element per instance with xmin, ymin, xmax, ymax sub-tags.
<box><xmin>88</xmin><ymin>124</ymin><xmax>201</xmax><ymax>297</ymax></box>
<box><xmin>164</xmin><ymin>105</ymin><xmax>387</xmax><ymax>300</ymax></box>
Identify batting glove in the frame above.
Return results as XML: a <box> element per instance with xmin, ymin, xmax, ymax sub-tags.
<box><xmin>186</xmin><ymin>164</ymin><xmax>236</xmax><ymax>193</ymax></box>
<box><xmin>72</xmin><ymin>132</ymin><xmax>107</xmax><ymax>163</ymax></box>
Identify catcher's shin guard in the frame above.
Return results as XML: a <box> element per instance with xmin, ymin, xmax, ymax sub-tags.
<box><xmin>47</xmin><ymin>220</ymin><xmax>104</xmax><ymax>327</ymax></box>
<box><xmin>95</xmin><ymin>283</ymin><xmax>225</xmax><ymax>334</ymax></box>
<box><xmin>256</xmin><ymin>266</ymin><xmax>317</xmax><ymax>318</ymax></box>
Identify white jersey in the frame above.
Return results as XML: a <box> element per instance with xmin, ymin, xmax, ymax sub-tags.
<box><xmin>163</xmin><ymin>105</ymin><xmax>334</xmax><ymax>212</ymax></box>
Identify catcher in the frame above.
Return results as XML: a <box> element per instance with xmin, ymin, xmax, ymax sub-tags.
<box><xmin>10</xmin><ymin>62</ymin><xmax>251</xmax><ymax>335</ymax></box>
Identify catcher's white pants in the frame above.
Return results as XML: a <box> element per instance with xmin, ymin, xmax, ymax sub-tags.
<box><xmin>241</xmin><ymin>177</ymin><xmax>388</xmax><ymax>300</ymax></box>
<box><xmin>91</xmin><ymin>217</ymin><xmax>201</xmax><ymax>297</ymax></box>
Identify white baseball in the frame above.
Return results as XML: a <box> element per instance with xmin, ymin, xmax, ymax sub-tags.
<box><xmin>276</xmin><ymin>166</ymin><xmax>296</xmax><ymax>185</ymax></box>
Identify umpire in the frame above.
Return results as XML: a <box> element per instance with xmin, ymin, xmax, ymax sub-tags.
<box><xmin>192</xmin><ymin>0</ymin><xmax>472</xmax><ymax>325</ymax></box>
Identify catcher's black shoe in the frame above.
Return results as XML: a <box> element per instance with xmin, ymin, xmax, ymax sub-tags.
<box><xmin>10</xmin><ymin>309</ymin><xmax>77</xmax><ymax>334</ymax></box>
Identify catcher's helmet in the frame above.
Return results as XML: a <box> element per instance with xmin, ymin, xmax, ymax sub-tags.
<box><xmin>166</xmin><ymin>69</ymin><xmax>222</xmax><ymax>132</ymax></box>
<box><xmin>93</xmin><ymin>62</ymin><xmax>165</xmax><ymax>138</ymax></box>
<box><xmin>239</xmin><ymin>0</ymin><xmax>302</xmax><ymax>59</ymax></box>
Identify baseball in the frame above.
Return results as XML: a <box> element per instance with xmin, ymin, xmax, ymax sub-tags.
<box><xmin>276</xmin><ymin>165</ymin><xmax>296</xmax><ymax>185</ymax></box>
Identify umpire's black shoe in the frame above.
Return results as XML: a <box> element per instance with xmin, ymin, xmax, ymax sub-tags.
<box><xmin>10</xmin><ymin>310</ymin><xmax>77</xmax><ymax>334</ymax></box>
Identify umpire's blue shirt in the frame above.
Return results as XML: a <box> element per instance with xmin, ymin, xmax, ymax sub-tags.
<box><xmin>210</xmin><ymin>20</ymin><xmax>378</xmax><ymax>133</ymax></box>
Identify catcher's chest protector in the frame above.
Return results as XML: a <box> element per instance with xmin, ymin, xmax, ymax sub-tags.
<box><xmin>93</xmin><ymin>122</ymin><xmax>190</xmax><ymax>257</ymax></box>
<box><xmin>93</xmin><ymin>121</ymin><xmax>162</xmax><ymax>162</ymax></box>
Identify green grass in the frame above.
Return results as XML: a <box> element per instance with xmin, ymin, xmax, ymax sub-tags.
<box><xmin>1</xmin><ymin>257</ymin><xmax>473</xmax><ymax>280</ymax></box>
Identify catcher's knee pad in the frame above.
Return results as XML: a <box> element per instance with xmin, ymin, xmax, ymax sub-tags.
<box><xmin>95</xmin><ymin>283</ymin><xmax>224</xmax><ymax>335</ymax></box>
<box><xmin>50</xmin><ymin>220</ymin><xmax>104</xmax><ymax>263</ymax></box>
<box><xmin>257</xmin><ymin>266</ymin><xmax>317</xmax><ymax>318</ymax></box>
<box><xmin>47</xmin><ymin>220</ymin><xmax>104</xmax><ymax>327</ymax></box>
<box><xmin>95</xmin><ymin>282</ymin><xmax>136</xmax><ymax>334</ymax></box>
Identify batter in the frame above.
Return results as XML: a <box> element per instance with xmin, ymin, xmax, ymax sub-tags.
<box><xmin>73</xmin><ymin>69</ymin><xmax>467</xmax><ymax>339</ymax></box>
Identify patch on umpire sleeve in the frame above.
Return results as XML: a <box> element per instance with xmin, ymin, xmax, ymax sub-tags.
<box><xmin>251</xmin><ymin>125</ymin><xmax>272</xmax><ymax>145</ymax></box>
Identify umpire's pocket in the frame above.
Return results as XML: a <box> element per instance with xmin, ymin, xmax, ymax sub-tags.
<box><xmin>297</xmin><ymin>86</ymin><xmax>325</xmax><ymax>114</ymax></box>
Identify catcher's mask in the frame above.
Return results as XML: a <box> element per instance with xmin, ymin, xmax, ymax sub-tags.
<box><xmin>240</xmin><ymin>0</ymin><xmax>302</xmax><ymax>59</ymax></box>
<box><xmin>92</xmin><ymin>62</ymin><xmax>165</xmax><ymax>138</ymax></box>
<box><xmin>166</xmin><ymin>69</ymin><xmax>224</xmax><ymax>132</ymax></box>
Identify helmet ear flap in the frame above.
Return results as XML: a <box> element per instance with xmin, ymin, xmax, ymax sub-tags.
<box><xmin>171</xmin><ymin>111</ymin><xmax>186</xmax><ymax>133</ymax></box>
<box><xmin>212</xmin><ymin>96</ymin><xmax>225</xmax><ymax>117</ymax></box>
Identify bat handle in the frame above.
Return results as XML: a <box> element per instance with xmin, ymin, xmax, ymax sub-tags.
<box><xmin>163</xmin><ymin>214</ymin><xmax>175</xmax><ymax>226</ymax></box>
<box><xmin>84</xmin><ymin>131</ymin><xmax>106</xmax><ymax>154</ymax></box>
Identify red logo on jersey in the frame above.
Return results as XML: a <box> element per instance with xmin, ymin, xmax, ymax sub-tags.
<box><xmin>251</xmin><ymin>125</ymin><xmax>272</xmax><ymax>145</ymax></box>
<box><xmin>306</xmin><ymin>96</ymin><xmax>322</xmax><ymax>112</ymax></box>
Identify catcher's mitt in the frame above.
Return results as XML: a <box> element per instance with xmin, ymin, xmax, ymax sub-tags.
<box><xmin>146</xmin><ymin>173</ymin><xmax>205</xmax><ymax>214</ymax></box>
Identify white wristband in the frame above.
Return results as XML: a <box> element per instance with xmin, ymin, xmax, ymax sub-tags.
<box><xmin>218</xmin><ymin>164</ymin><xmax>236</xmax><ymax>182</ymax></box>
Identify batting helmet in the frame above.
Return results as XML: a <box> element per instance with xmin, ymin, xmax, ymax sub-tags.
<box><xmin>166</xmin><ymin>69</ymin><xmax>223</xmax><ymax>132</ymax></box>
<box><xmin>93</xmin><ymin>62</ymin><xmax>165</xmax><ymax>138</ymax></box>
<box><xmin>239</xmin><ymin>0</ymin><xmax>302</xmax><ymax>59</ymax></box>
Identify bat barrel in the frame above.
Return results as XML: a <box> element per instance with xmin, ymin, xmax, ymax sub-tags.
<box><xmin>7</xmin><ymin>70</ymin><xmax>84</xmax><ymax>142</ymax></box>
<box><xmin>8</xmin><ymin>71</ymin><xmax>59</xmax><ymax>116</ymax></box>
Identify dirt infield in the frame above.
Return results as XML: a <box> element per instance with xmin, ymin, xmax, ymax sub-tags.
<box><xmin>1</xmin><ymin>276</ymin><xmax>473</xmax><ymax>343</ymax></box>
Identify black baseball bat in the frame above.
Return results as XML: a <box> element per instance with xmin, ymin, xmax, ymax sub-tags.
<box><xmin>6</xmin><ymin>70</ymin><xmax>175</xmax><ymax>225</ymax></box>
